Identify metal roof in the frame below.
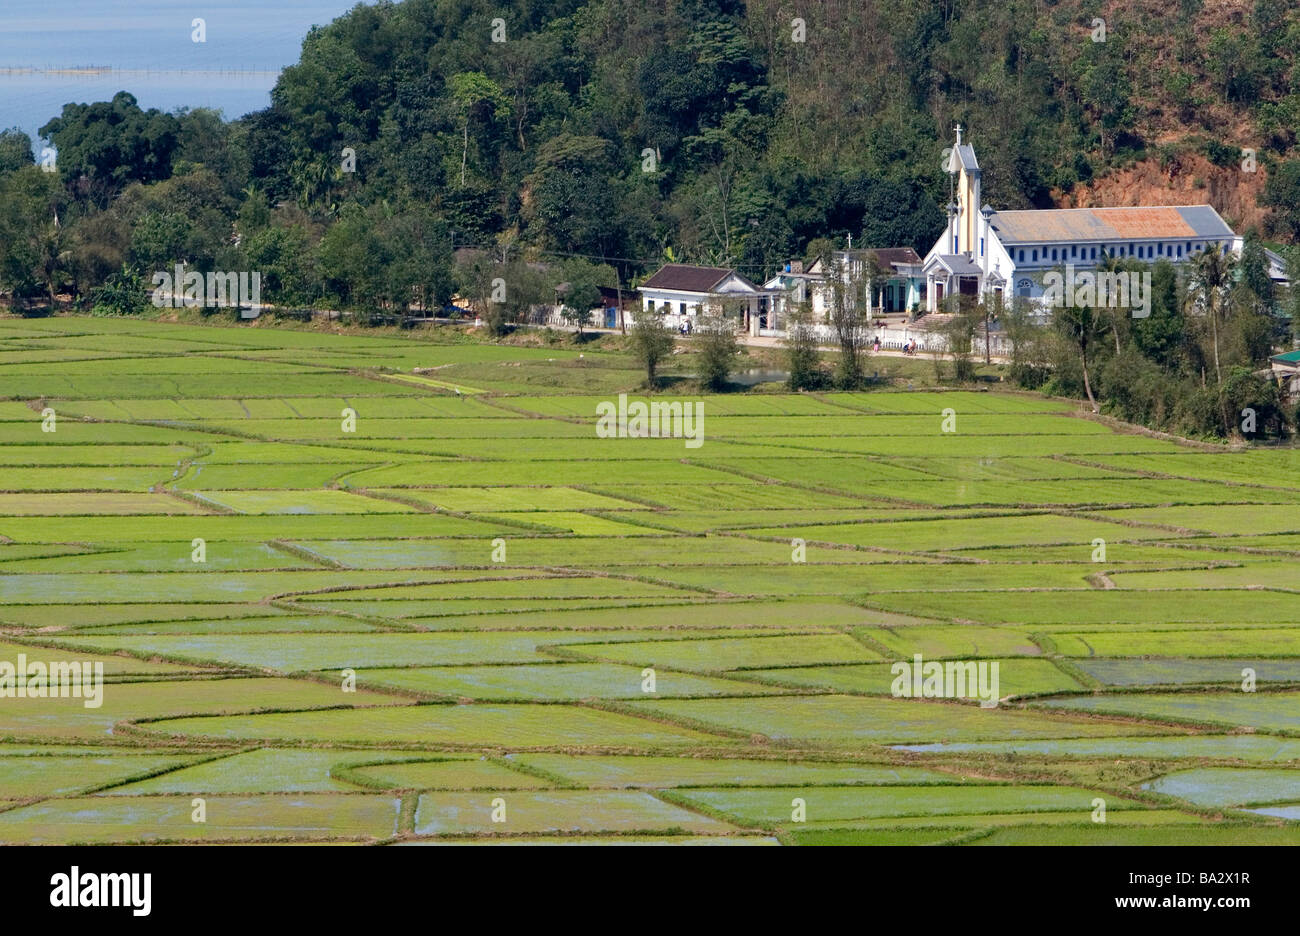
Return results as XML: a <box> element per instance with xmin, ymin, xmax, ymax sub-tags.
<box><xmin>947</xmin><ymin>144</ymin><xmax>979</xmax><ymax>174</ymax></box>
<box><xmin>989</xmin><ymin>206</ymin><xmax>1234</xmax><ymax>245</ymax></box>
<box><xmin>925</xmin><ymin>254</ymin><xmax>982</xmax><ymax>275</ymax></box>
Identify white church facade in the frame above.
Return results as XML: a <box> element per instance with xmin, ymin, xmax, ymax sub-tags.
<box><xmin>922</xmin><ymin>127</ymin><xmax>1247</xmax><ymax>313</ymax></box>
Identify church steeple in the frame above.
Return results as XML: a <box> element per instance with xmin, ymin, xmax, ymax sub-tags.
<box><xmin>946</xmin><ymin>125</ymin><xmax>981</xmax><ymax>257</ymax></box>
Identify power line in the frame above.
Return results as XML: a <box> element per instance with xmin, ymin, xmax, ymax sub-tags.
<box><xmin>450</xmin><ymin>243</ymin><xmax>789</xmax><ymax>274</ymax></box>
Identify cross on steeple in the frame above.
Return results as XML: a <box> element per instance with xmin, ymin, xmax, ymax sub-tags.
<box><xmin>954</xmin><ymin>123</ymin><xmax>963</xmax><ymax>146</ymax></box>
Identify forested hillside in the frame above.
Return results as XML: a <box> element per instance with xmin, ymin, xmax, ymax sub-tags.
<box><xmin>1</xmin><ymin>0</ymin><xmax>1298</xmax><ymax>312</ymax></box>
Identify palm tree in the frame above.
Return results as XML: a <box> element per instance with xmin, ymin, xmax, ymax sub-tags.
<box><xmin>288</xmin><ymin>155</ymin><xmax>337</xmax><ymax>210</ymax></box>
<box><xmin>1186</xmin><ymin>246</ymin><xmax>1237</xmax><ymax>385</ymax></box>
<box><xmin>35</xmin><ymin>217</ymin><xmax>70</xmax><ymax>310</ymax></box>
<box><xmin>1055</xmin><ymin>302</ymin><xmax>1101</xmax><ymax>413</ymax></box>
<box><xmin>1095</xmin><ymin>249</ymin><xmax>1127</xmax><ymax>354</ymax></box>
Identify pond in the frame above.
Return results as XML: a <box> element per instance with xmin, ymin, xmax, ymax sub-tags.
<box><xmin>729</xmin><ymin>369</ymin><xmax>790</xmax><ymax>387</ymax></box>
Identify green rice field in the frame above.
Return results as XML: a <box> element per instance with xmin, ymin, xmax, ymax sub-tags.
<box><xmin>0</xmin><ymin>316</ymin><xmax>1297</xmax><ymax>845</ymax></box>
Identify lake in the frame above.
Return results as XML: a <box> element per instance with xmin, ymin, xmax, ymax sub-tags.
<box><xmin>0</xmin><ymin>0</ymin><xmax>376</xmax><ymax>142</ymax></box>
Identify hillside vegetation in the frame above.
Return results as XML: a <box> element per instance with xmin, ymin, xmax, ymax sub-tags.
<box><xmin>1</xmin><ymin>0</ymin><xmax>1297</xmax><ymax>306</ymax></box>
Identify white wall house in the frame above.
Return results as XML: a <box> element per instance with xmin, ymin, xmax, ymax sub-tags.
<box><xmin>833</xmin><ymin>248</ymin><xmax>927</xmax><ymax>315</ymax></box>
<box><xmin>634</xmin><ymin>264</ymin><xmax>778</xmax><ymax>336</ymax></box>
<box><xmin>763</xmin><ymin>249</ymin><xmax>926</xmax><ymax>339</ymax></box>
<box><xmin>762</xmin><ymin>259</ymin><xmax>830</xmax><ymax>337</ymax></box>
<box><xmin>922</xmin><ymin>126</ymin><xmax>1252</xmax><ymax>314</ymax></box>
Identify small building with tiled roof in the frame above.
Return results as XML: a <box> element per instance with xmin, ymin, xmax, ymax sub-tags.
<box><xmin>923</xmin><ymin>127</ymin><xmax>1245</xmax><ymax>312</ymax></box>
<box><xmin>636</xmin><ymin>263</ymin><xmax>779</xmax><ymax>336</ymax></box>
<box><xmin>640</xmin><ymin>264</ymin><xmax>739</xmax><ymax>293</ymax></box>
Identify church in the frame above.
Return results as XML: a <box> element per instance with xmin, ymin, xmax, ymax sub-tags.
<box><xmin>922</xmin><ymin>127</ymin><xmax>1252</xmax><ymax>313</ymax></box>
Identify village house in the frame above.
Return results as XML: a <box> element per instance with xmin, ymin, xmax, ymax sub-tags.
<box><xmin>596</xmin><ymin>285</ymin><xmax>639</xmax><ymax>329</ymax></box>
<box><xmin>833</xmin><ymin>247</ymin><xmax>927</xmax><ymax>315</ymax></box>
<box><xmin>762</xmin><ymin>248</ymin><xmax>925</xmax><ymax>336</ymax></box>
<box><xmin>551</xmin><ymin>282</ymin><xmax>639</xmax><ymax>329</ymax></box>
<box><xmin>634</xmin><ymin>264</ymin><xmax>779</xmax><ymax>336</ymax></box>
<box><xmin>761</xmin><ymin>259</ymin><xmax>828</xmax><ymax>335</ymax></box>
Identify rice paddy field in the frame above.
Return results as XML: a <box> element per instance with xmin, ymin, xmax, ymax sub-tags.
<box><xmin>1</xmin><ymin>315</ymin><xmax>1299</xmax><ymax>846</ymax></box>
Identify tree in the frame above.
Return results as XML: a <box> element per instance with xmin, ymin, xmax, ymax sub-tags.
<box><xmin>1286</xmin><ymin>247</ymin><xmax>1300</xmax><ymax>345</ymax></box>
<box><xmin>1221</xmin><ymin>365</ymin><xmax>1284</xmax><ymax>438</ymax></box>
<box><xmin>382</xmin><ymin>207</ymin><xmax>456</xmax><ymax>315</ymax></box>
<box><xmin>237</xmin><ymin>185</ymin><xmax>273</xmax><ymax>234</ymax></box>
<box><xmin>40</xmin><ymin>92</ymin><xmax>180</xmax><ymax>194</ymax></box>
<box><xmin>317</xmin><ymin>205</ymin><xmax>386</xmax><ymax>311</ymax></box>
<box><xmin>1054</xmin><ymin>302</ymin><xmax>1102</xmax><ymax>413</ymax></box>
<box><xmin>0</xmin><ymin>167</ymin><xmax>68</xmax><ymax>310</ymax></box>
<box><xmin>824</xmin><ymin>254</ymin><xmax>871</xmax><ymax>389</ymax></box>
<box><xmin>1002</xmin><ymin>297</ymin><xmax>1049</xmax><ymax>388</ymax></box>
<box><xmin>288</xmin><ymin>153</ymin><xmax>342</xmax><ymax>212</ymax></box>
<box><xmin>940</xmin><ymin>304</ymin><xmax>979</xmax><ymax>382</ymax></box>
<box><xmin>35</xmin><ymin>219</ymin><xmax>72</xmax><ymax>309</ymax></box>
<box><xmin>783</xmin><ymin>300</ymin><xmax>825</xmax><ymax>390</ymax></box>
<box><xmin>1095</xmin><ymin>250</ymin><xmax>1136</xmax><ymax>354</ymax></box>
<box><xmin>1187</xmin><ymin>246</ymin><xmax>1238</xmax><ymax>385</ymax></box>
<box><xmin>1239</xmin><ymin>235</ymin><xmax>1276</xmax><ymax>319</ymax></box>
<box><xmin>693</xmin><ymin>306</ymin><xmax>739</xmax><ymax>390</ymax></box>
<box><xmin>1133</xmin><ymin>259</ymin><xmax>1185</xmax><ymax>368</ymax></box>
<box><xmin>1264</xmin><ymin>159</ymin><xmax>1300</xmax><ymax>241</ymax></box>
<box><xmin>629</xmin><ymin>311</ymin><xmax>675</xmax><ymax>386</ymax></box>
<box><xmin>175</xmin><ymin>107</ymin><xmax>246</xmax><ymax>197</ymax></box>
<box><xmin>0</xmin><ymin>128</ymin><xmax>33</xmax><ymax>175</ymax></box>
<box><xmin>90</xmin><ymin>264</ymin><xmax>148</xmax><ymax>316</ymax></box>
<box><xmin>1078</xmin><ymin>58</ymin><xmax>1134</xmax><ymax>160</ymax></box>
<box><xmin>849</xmin><ymin>178</ymin><xmax>945</xmax><ymax>256</ymax></box>
<box><xmin>523</xmin><ymin>135</ymin><xmax>618</xmax><ymax>257</ymax></box>
<box><xmin>860</xmin><ymin>251</ymin><xmax>885</xmax><ymax>316</ymax></box>
<box><xmin>241</xmin><ymin>223</ymin><xmax>318</xmax><ymax>308</ymax></box>
<box><xmin>69</xmin><ymin>208</ymin><xmax>130</xmax><ymax>298</ymax></box>
<box><xmin>495</xmin><ymin>257</ymin><xmax>551</xmax><ymax>333</ymax></box>
<box><xmin>129</xmin><ymin>211</ymin><xmax>193</xmax><ymax>272</ymax></box>
<box><xmin>1206</xmin><ymin>27</ymin><xmax>1262</xmax><ymax>104</ymax></box>
<box><xmin>455</xmin><ymin>251</ymin><xmax>500</xmax><ymax>328</ymax></box>
<box><xmin>558</xmin><ymin>272</ymin><xmax>602</xmax><ymax>335</ymax></box>
<box><xmin>448</xmin><ymin>72</ymin><xmax>510</xmax><ymax>188</ymax></box>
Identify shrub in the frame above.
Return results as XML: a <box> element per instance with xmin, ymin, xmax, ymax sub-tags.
<box><xmin>693</xmin><ymin>312</ymin><xmax>738</xmax><ymax>391</ymax></box>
